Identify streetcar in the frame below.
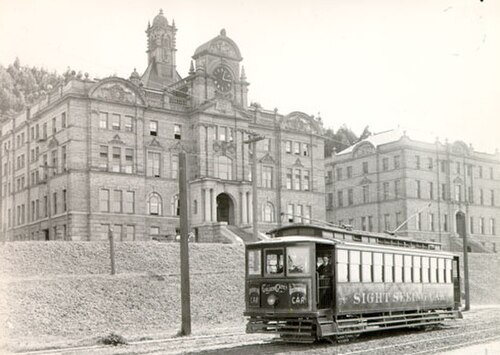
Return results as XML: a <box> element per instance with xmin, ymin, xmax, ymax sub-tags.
<box><xmin>244</xmin><ymin>223</ymin><xmax>462</xmax><ymax>343</ymax></box>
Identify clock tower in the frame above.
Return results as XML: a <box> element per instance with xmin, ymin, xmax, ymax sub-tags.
<box><xmin>191</xmin><ymin>29</ymin><xmax>249</xmax><ymax>107</ymax></box>
<box><xmin>142</xmin><ymin>9</ymin><xmax>178</xmax><ymax>89</ymax></box>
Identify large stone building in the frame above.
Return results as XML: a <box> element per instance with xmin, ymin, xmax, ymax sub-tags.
<box><xmin>325</xmin><ymin>129</ymin><xmax>500</xmax><ymax>252</ymax></box>
<box><xmin>0</xmin><ymin>10</ymin><xmax>325</xmax><ymax>242</ymax></box>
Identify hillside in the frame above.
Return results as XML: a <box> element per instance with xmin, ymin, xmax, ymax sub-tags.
<box><xmin>0</xmin><ymin>242</ymin><xmax>499</xmax><ymax>351</ymax></box>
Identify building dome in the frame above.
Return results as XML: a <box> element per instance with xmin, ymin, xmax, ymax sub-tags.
<box><xmin>152</xmin><ymin>9</ymin><xmax>169</xmax><ymax>28</ymax></box>
<box><xmin>192</xmin><ymin>29</ymin><xmax>242</xmax><ymax>61</ymax></box>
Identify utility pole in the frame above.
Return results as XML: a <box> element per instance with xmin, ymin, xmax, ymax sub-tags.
<box><xmin>243</xmin><ymin>133</ymin><xmax>265</xmax><ymax>240</ymax></box>
<box><xmin>461</xmin><ymin>212</ymin><xmax>470</xmax><ymax>311</ymax></box>
<box><xmin>178</xmin><ymin>151</ymin><xmax>191</xmax><ymax>335</ymax></box>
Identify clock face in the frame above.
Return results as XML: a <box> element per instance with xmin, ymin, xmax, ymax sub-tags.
<box><xmin>213</xmin><ymin>66</ymin><xmax>233</xmax><ymax>92</ymax></box>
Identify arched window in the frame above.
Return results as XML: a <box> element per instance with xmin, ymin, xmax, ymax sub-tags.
<box><xmin>171</xmin><ymin>194</ymin><xmax>179</xmax><ymax>216</ymax></box>
<box><xmin>148</xmin><ymin>193</ymin><xmax>162</xmax><ymax>215</ymax></box>
<box><xmin>263</xmin><ymin>202</ymin><xmax>275</xmax><ymax>222</ymax></box>
<box><xmin>217</xmin><ymin>156</ymin><xmax>233</xmax><ymax>180</ymax></box>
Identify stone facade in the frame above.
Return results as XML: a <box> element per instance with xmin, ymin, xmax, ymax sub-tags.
<box><xmin>0</xmin><ymin>11</ymin><xmax>325</xmax><ymax>242</ymax></box>
<box><xmin>325</xmin><ymin>130</ymin><xmax>500</xmax><ymax>252</ymax></box>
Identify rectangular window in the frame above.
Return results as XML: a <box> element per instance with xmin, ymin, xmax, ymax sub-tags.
<box><xmin>304</xmin><ymin>206</ymin><xmax>312</xmax><ymax>224</ymax></box>
<box><xmin>53</xmin><ymin>192</ymin><xmax>58</xmax><ymax>215</ymax></box>
<box><xmin>99</xmin><ymin>145</ymin><xmax>108</xmax><ymax>170</ymax></box>
<box><xmin>373</xmin><ymin>253</ymin><xmax>383</xmax><ymax>282</ymax></box>
<box><xmin>347</xmin><ymin>189</ymin><xmax>353</xmax><ymax>205</ymax></box>
<box><xmin>479</xmin><ymin>166</ymin><xmax>483</xmax><ymax>178</ymax></box>
<box><xmin>124</xmin><ymin>191</ymin><xmax>135</xmax><ymax>213</ymax></box>
<box><xmin>456</xmin><ymin>162</ymin><xmax>461</xmax><ymax>174</ymax></box>
<box><xmin>293</xmin><ymin>142</ymin><xmax>301</xmax><ymax>155</ymax></box>
<box><xmin>490</xmin><ymin>167</ymin><xmax>494</xmax><ymax>180</ymax></box>
<box><xmin>148</xmin><ymin>152</ymin><xmax>161</xmax><ymax>177</ymax></box>
<box><xmin>428</xmin><ymin>158</ymin><xmax>433</xmax><ymax>170</ymax></box>
<box><xmin>262</xmin><ymin>166</ymin><xmax>273</xmax><ymax>188</ymax></box>
<box><xmin>99</xmin><ymin>112</ymin><xmax>108</xmax><ymax>129</ymax></box>
<box><xmin>99</xmin><ymin>189</ymin><xmax>109</xmax><ymax>212</ymax></box>
<box><xmin>287</xmin><ymin>204</ymin><xmax>294</xmax><ymax>223</ymax></box>
<box><xmin>444</xmin><ymin>214</ymin><xmax>448</xmax><ymax>232</ymax></box>
<box><xmin>490</xmin><ymin>218</ymin><xmax>496</xmax><ymax>235</ymax></box>
<box><xmin>150</xmin><ymin>226</ymin><xmax>160</xmax><ymax>238</ymax></box>
<box><xmin>438</xmin><ymin>258</ymin><xmax>445</xmax><ymax>283</ymax></box>
<box><xmin>382</xmin><ymin>158</ymin><xmax>388</xmax><ymax>171</ymax></box>
<box><xmin>455</xmin><ymin>185</ymin><xmax>462</xmax><ymax>202</ymax></box>
<box><xmin>445</xmin><ymin>259</ymin><xmax>452</xmax><ymax>284</ymax></box>
<box><xmin>491</xmin><ymin>190</ymin><xmax>495</xmax><ymax>206</ymax></box>
<box><xmin>286</xmin><ymin>168</ymin><xmax>292</xmax><ymax>189</ymax></box>
<box><xmin>218</xmin><ymin>126</ymin><xmax>226</xmax><ymax>141</ymax></box>
<box><xmin>124</xmin><ymin>115</ymin><xmax>133</xmax><ymax>132</ymax></box>
<box><xmin>346</xmin><ymin>166</ymin><xmax>352</xmax><ymax>178</ymax></box>
<box><xmin>362</xmin><ymin>185</ymin><xmax>369</xmax><ymax>203</ymax></box>
<box><xmin>441</xmin><ymin>161</ymin><xmax>447</xmax><ymax>173</ymax></box>
<box><xmin>228</xmin><ymin>128</ymin><xmax>234</xmax><ymax>142</ymax></box>
<box><xmin>394</xmin><ymin>254</ymin><xmax>403</xmax><ymax>282</ymax></box>
<box><xmin>361</xmin><ymin>252</ymin><xmax>372</xmax><ymax>282</ymax></box>
<box><xmin>262</xmin><ymin>138</ymin><xmax>271</xmax><ymax>152</ymax></box>
<box><xmin>112</xmin><ymin>147</ymin><xmax>121</xmax><ymax>173</ymax></box>
<box><xmin>294</xmin><ymin>169</ymin><xmax>301</xmax><ymax>190</ymax></box>
<box><xmin>52</xmin><ymin>117</ymin><xmax>56</xmax><ymax>134</ymax></box>
<box><xmin>384</xmin><ymin>254</ymin><xmax>393</xmax><ymax>282</ymax></box>
<box><xmin>415</xmin><ymin>155</ymin><xmax>420</xmax><ymax>169</ymax></box>
<box><xmin>384</xmin><ymin>214</ymin><xmax>390</xmax><ymax>231</ymax></box>
<box><xmin>63</xmin><ymin>189</ymin><xmax>67</xmax><ymax>212</ymax></box>
<box><xmin>470</xmin><ymin>216</ymin><xmax>474</xmax><ymax>234</ymax></box>
<box><xmin>430</xmin><ymin>258</ymin><xmax>437</xmax><ymax>283</ymax></box>
<box><xmin>416</xmin><ymin>212</ymin><xmax>422</xmax><ymax>230</ymax></box>
<box><xmin>416</xmin><ymin>180</ymin><xmax>421</xmax><ymax>198</ymax></box>
<box><xmin>150</xmin><ymin>121</ymin><xmax>158</xmax><ymax>136</ymax></box>
<box><xmin>361</xmin><ymin>216</ymin><xmax>367</xmax><ymax>231</ymax></box>
<box><xmin>327</xmin><ymin>193</ymin><xmax>333</xmax><ymax>208</ymax></box>
<box><xmin>303</xmin><ymin>170</ymin><xmax>310</xmax><ymax>191</ymax></box>
<box><xmin>480</xmin><ymin>189</ymin><xmax>484</xmax><ymax>205</ymax></box>
<box><xmin>383</xmin><ymin>182</ymin><xmax>389</xmax><ymax>200</ymax></box>
<box><xmin>171</xmin><ymin>155</ymin><xmax>178</xmax><ymax>179</ymax></box>
<box><xmin>296</xmin><ymin>205</ymin><xmax>303</xmax><ymax>223</ymax></box>
<box><xmin>112</xmin><ymin>190</ymin><xmax>122</xmax><ymax>213</ymax></box>
<box><xmin>111</xmin><ymin>114</ymin><xmax>120</xmax><ymax>130</ymax></box>
<box><xmin>429</xmin><ymin>213</ymin><xmax>434</xmax><ymax>231</ymax></box>
<box><xmin>124</xmin><ymin>148</ymin><xmax>133</xmax><ymax>173</ymax></box>
<box><xmin>394</xmin><ymin>155</ymin><xmax>400</xmax><ymax>169</ymax></box>
<box><xmin>349</xmin><ymin>250</ymin><xmax>361</xmax><ymax>282</ymax></box>
<box><xmin>61</xmin><ymin>145</ymin><xmax>67</xmax><ymax>171</ymax></box>
<box><xmin>61</xmin><ymin>112</ymin><xmax>66</xmax><ymax>129</ymax></box>
<box><xmin>422</xmin><ymin>257</ymin><xmax>429</xmax><ymax>283</ymax></box>
<box><xmin>395</xmin><ymin>180</ymin><xmax>401</xmax><ymax>198</ymax></box>
<box><xmin>174</xmin><ymin>124</ymin><xmax>181</xmax><ymax>139</ymax></box>
<box><xmin>362</xmin><ymin>161</ymin><xmax>368</xmax><ymax>174</ymax></box>
<box><xmin>337</xmin><ymin>190</ymin><xmax>343</xmax><ymax>207</ymax></box>
<box><xmin>337</xmin><ymin>249</ymin><xmax>348</xmax><ymax>282</ymax></box>
<box><xmin>44</xmin><ymin>195</ymin><xmax>48</xmax><ymax>217</ymax></box>
<box><xmin>404</xmin><ymin>255</ymin><xmax>412</xmax><ymax>282</ymax></box>
<box><xmin>265</xmin><ymin>249</ymin><xmax>285</xmax><ymax>275</ymax></box>
<box><xmin>302</xmin><ymin>143</ymin><xmax>309</xmax><ymax>156</ymax></box>
<box><xmin>285</xmin><ymin>141</ymin><xmax>292</xmax><ymax>153</ymax></box>
<box><xmin>336</xmin><ymin>167</ymin><xmax>343</xmax><ymax>181</ymax></box>
<box><xmin>480</xmin><ymin>217</ymin><xmax>485</xmax><ymax>234</ymax></box>
<box><xmin>468</xmin><ymin>186</ymin><xmax>473</xmax><ymax>203</ymax></box>
<box><xmin>247</xmin><ymin>250</ymin><xmax>262</xmax><ymax>276</ymax></box>
<box><xmin>441</xmin><ymin>183</ymin><xmax>447</xmax><ymax>200</ymax></box>
<box><xmin>429</xmin><ymin>182</ymin><xmax>434</xmax><ymax>199</ymax></box>
<box><xmin>413</xmin><ymin>256</ymin><xmax>421</xmax><ymax>283</ymax></box>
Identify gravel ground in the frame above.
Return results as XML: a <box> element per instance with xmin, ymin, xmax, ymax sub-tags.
<box><xmin>0</xmin><ymin>242</ymin><xmax>499</xmax><ymax>353</ymax></box>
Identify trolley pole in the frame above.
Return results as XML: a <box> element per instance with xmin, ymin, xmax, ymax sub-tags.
<box><xmin>179</xmin><ymin>151</ymin><xmax>191</xmax><ymax>335</ymax></box>
<box><xmin>108</xmin><ymin>226</ymin><xmax>115</xmax><ymax>275</ymax></box>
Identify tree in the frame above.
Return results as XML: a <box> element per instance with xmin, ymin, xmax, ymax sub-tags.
<box><xmin>323</xmin><ymin>125</ymin><xmax>372</xmax><ymax>157</ymax></box>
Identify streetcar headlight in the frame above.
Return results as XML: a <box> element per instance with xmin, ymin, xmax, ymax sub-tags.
<box><xmin>267</xmin><ymin>294</ymin><xmax>278</xmax><ymax>306</ymax></box>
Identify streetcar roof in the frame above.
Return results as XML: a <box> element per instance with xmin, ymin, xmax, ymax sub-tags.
<box><xmin>247</xmin><ymin>236</ymin><xmax>338</xmax><ymax>247</ymax></box>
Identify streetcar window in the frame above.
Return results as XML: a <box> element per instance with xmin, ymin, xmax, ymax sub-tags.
<box><xmin>394</xmin><ymin>254</ymin><xmax>403</xmax><ymax>282</ymax></box>
<box><xmin>413</xmin><ymin>256</ymin><xmax>421</xmax><ymax>283</ymax></box>
<box><xmin>430</xmin><ymin>257</ymin><xmax>437</xmax><ymax>283</ymax></box>
<box><xmin>287</xmin><ymin>246</ymin><xmax>310</xmax><ymax>274</ymax></box>
<box><xmin>373</xmin><ymin>253</ymin><xmax>383</xmax><ymax>282</ymax></box>
<box><xmin>349</xmin><ymin>250</ymin><xmax>361</xmax><ymax>282</ymax></box>
<box><xmin>265</xmin><ymin>249</ymin><xmax>284</xmax><ymax>275</ymax></box>
<box><xmin>337</xmin><ymin>249</ymin><xmax>348</xmax><ymax>282</ymax></box>
<box><xmin>384</xmin><ymin>253</ymin><xmax>393</xmax><ymax>282</ymax></box>
<box><xmin>361</xmin><ymin>252</ymin><xmax>372</xmax><ymax>282</ymax></box>
<box><xmin>247</xmin><ymin>249</ymin><xmax>261</xmax><ymax>276</ymax></box>
<box><xmin>445</xmin><ymin>259</ymin><xmax>452</xmax><ymax>283</ymax></box>
<box><xmin>404</xmin><ymin>255</ymin><xmax>412</xmax><ymax>283</ymax></box>
<box><xmin>422</xmin><ymin>257</ymin><xmax>430</xmax><ymax>283</ymax></box>
<box><xmin>438</xmin><ymin>258</ymin><xmax>445</xmax><ymax>283</ymax></box>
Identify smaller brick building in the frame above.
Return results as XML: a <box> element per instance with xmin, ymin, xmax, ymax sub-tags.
<box><xmin>325</xmin><ymin>129</ymin><xmax>500</xmax><ymax>252</ymax></box>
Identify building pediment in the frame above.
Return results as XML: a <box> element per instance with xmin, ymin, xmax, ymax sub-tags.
<box><xmin>195</xmin><ymin>98</ymin><xmax>251</xmax><ymax>119</ymax></box>
<box><xmin>47</xmin><ymin>137</ymin><xmax>59</xmax><ymax>149</ymax></box>
<box><xmin>353</xmin><ymin>142</ymin><xmax>375</xmax><ymax>157</ymax></box>
<box><xmin>359</xmin><ymin>177</ymin><xmax>372</xmax><ymax>185</ymax></box>
<box><xmin>293</xmin><ymin>158</ymin><xmax>304</xmax><ymax>167</ymax></box>
<box><xmin>109</xmin><ymin>134</ymin><xmax>124</xmax><ymax>145</ymax></box>
<box><xmin>280</xmin><ymin>111</ymin><xmax>323</xmax><ymax>135</ymax></box>
<box><xmin>259</xmin><ymin>153</ymin><xmax>275</xmax><ymax>164</ymax></box>
<box><xmin>148</xmin><ymin>138</ymin><xmax>163</xmax><ymax>149</ymax></box>
<box><xmin>89</xmin><ymin>77</ymin><xmax>147</xmax><ymax>106</ymax></box>
<box><xmin>453</xmin><ymin>176</ymin><xmax>463</xmax><ymax>184</ymax></box>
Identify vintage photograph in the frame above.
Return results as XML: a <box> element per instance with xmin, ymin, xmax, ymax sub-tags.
<box><xmin>0</xmin><ymin>0</ymin><xmax>499</xmax><ymax>354</ymax></box>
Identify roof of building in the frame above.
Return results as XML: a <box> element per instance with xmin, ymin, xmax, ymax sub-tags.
<box><xmin>152</xmin><ymin>9</ymin><xmax>169</xmax><ymax>28</ymax></box>
<box><xmin>192</xmin><ymin>29</ymin><xmax>242</xmax><ymax>61</ymax></box>
<box><xmin>338</xmin><ymin>129</ymin><xmax>405</xmax><ymax>155</ymax></box>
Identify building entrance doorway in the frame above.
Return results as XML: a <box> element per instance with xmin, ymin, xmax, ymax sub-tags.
<box><xmin>217</xmin><ymin>193</ymin><xmax>234</xmax><ymax>225</ymax></box>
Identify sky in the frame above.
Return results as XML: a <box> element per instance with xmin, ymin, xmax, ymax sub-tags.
<box><xmin>1</xmin><ymin>0</ymin><xmax>499</xmax><ymax>153</ymax></box>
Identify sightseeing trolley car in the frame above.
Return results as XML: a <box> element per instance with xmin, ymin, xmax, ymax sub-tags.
<box><xmin>244</xmin><ymin>224</ymin><xmax>462</xmax><ymax>342</ymax></box>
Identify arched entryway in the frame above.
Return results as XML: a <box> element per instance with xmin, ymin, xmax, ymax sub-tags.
<box><xmin>217</xmin><ymin>193</ymin><xmax>235</xmax><ymax>224</ymax></box>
